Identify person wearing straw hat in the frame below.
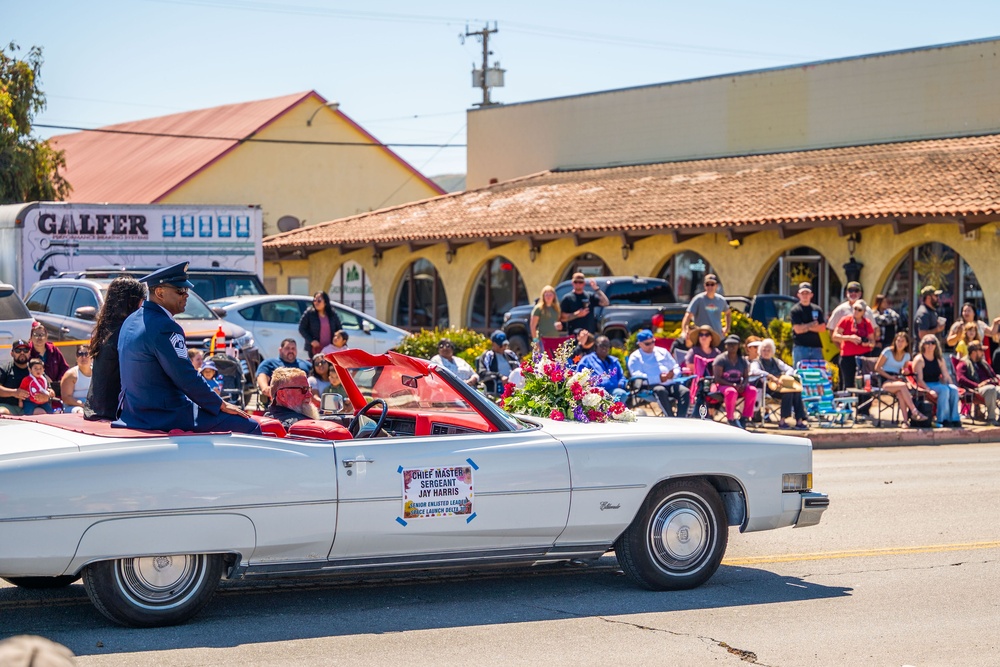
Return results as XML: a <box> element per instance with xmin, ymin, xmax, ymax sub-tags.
<box><xmin>712</xmin><ymin>334</ymin><xmax>757</xmax><ymax>428</ymax></box>
<box><xmin>682</xmin><ymin>324</ymin><xmax>721</xmax><ymax>374</ymax></box>
<box><xmin>751</xmin><ymin>338</ymin><xmax>809</xmax><ymax>429</ymax></box>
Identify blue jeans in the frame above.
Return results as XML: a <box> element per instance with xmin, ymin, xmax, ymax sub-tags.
<box><xmin>926</xmin><ymin>382</ymin><xmax>960</xmax><ymax>423</ymax></box>
<box><xmin>793</xmin><ymin>346</ymin><xmax>825</xmax><ymax>367</ymax></box>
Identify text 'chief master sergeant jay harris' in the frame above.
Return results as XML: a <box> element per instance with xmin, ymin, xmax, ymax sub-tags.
<box><xmin>114</xmin><ymin>262</ymin><xmax>261</xmax><ymax>434</ymax></box>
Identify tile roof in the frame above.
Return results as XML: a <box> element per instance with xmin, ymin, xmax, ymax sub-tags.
<box><xmin>264</xmin><ymin>133</ymin><xmax>1000</xmax><ymax>251</ymax></box>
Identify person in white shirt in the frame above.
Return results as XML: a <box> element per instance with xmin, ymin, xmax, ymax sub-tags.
<box><xmin>430</xmin><ymin>338</ymin><xmax>479</xmax><ymax>387</ymax></box>
<box><xmin>626</xmin><ymin>329</ymin><xmax>688</xmax><ymax>416</ymax></box>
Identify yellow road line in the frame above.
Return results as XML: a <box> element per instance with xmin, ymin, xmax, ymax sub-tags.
<box><xmin>723</xmin><ymin>540</ymin><xmax>1000</xmax><ymax>566</ymax></box>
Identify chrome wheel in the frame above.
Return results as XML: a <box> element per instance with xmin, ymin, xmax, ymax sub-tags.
<box><xmin>114</xmin><ymin>555</ymin><xmax>208</xmax><ymax>610</ymax></box>
<box><xmin>648</xmin><ymin>498</ymin><xmax>710</xmax><ymax>572</ymax></box>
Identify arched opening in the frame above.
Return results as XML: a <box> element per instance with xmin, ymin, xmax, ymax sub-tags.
<box><xmin>468</xmin><ymin>256</ymin><xmax>529</xmax><ymax>332</ymax></box>
<box><xmin>394</xmin><ymin>259</ymin><xmax>449</xmax><ymax>331</ymax></box>
<box><xmin>883</xmin><ymin>242</ymin><xmax>987</xmax><ymax>335</ymax></box>
<box><xmin>657</xmin><ymin>251</ymin><xmax>719</xmax><ymax>301</ymax></box>
<box><xmin>758</xmin><ymin>246</ymin><xmax>843</xmax><ymax>315</ymax></box>
<box><xmin>559</xmin><ymin>253</ymin><xmax>611</xmax><ymax>282</ymax></box>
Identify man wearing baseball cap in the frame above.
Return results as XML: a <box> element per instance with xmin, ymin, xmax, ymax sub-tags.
<box><xmin>560</xmin><ymin>272</ymin><xmax>609</xmax><ymax>336</ymax></box>
<box><xmin>681</xmin><ymin>274</ymin><xmax>730</xmax><ymax>341</ymax></box>
<box><xmin>115</xmin><ymin>262</ymin><xmax>260</xmax><ymax>434</ymax></box>
<box><xmin>914</xmin><ymin>285</ymin><xmax>945</xmax><ymax>342</ymax></box>
<box><xmin>789</xmin><ymin>282</ymin><xmax>827</xmax><ymax>366</ymax></box>
<box><xmin>0</xmin><ymin>339</ymin><xmax>32</xmax><ymax>415</ymax></box>
<box><xmin>827</xmin><ymin>281</ymin><xmax>878</xmax><ymax>388</ymax></box>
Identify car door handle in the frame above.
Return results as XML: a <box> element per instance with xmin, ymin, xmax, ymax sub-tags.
<box><xmin>343</xmin><ymin>457</ymin><xmax>374</xmax><ymax>468</ymax></box>
<box><xmin>60</xmin><ymin>327</ymin><xmax>71</xmax><ymax>334</ymax></box>
<box><xmin>259</xmin><ymin>328</ymin><xmax>273</xmax><ymax>335</ymax></box>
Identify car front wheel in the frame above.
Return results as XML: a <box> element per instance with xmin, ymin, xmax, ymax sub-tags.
<box><xmin>615</xmin><ymin>479</ymin><xmax>728</xmax><ymax>590</ymax></box>
<box><xmin>82</xmin><ymin>553</ymin><xmax>224</xmax><ymax>627</ymax></box>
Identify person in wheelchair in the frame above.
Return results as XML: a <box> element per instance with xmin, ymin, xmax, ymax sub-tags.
<box><xmin>712</xmin><ymin>335</ymin><xmax>758</xmax><ymax>428</ymax></box>
<box><xmin>477</xmin><ymin>331</ymin><xmax>520</xmax><ymax>396</ymax></box>
<box><xmin>626</xmin><ymin>329</ymin><xmax>689</xmax><ymax>416</ymax></box>
<box><xmin>264</xmin><ymin>367</ymin><xmax>319</xmax><ymax>430</ymax></box>
<box><xmin>750</xmin><ymin>339</ymin><xmax>809</xmax><ymax>430</ymax></box>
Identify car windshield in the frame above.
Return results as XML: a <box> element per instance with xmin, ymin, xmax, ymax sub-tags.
<box><xmin>330</xmin><ymin>350</ymin><xmax>526</xmax><ymax>432</ymax></box>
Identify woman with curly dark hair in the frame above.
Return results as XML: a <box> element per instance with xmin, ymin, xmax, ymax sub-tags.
<box><xmin>85</xmin><ymin>276</ymin><xmax>146</xmax><ymax>421</ymax></box>
<box><xmin>298</xmin><ymin>291</ymin><xmax>343</xmax><ymax>356</ymax></box>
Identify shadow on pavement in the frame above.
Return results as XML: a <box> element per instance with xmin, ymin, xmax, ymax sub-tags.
<box><xmin>1</xmin><ymin>560</ymin><xmax>852</xmax><ymax>656</ymax></box>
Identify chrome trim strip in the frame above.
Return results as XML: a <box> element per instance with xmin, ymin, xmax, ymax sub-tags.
<box><xmin>0</xmin><ymin>499</ymin><xmax>339</xmax><ymax>523</ymax></box>
<box><xmin>241</xmin><ymin>543</ymin><xmax>612</xmax><ymax>577</ymax></box>
<box><xmin>571</xmin><ymin>484</ymin><xmax>647</xmax><ymax>492</ymax></box>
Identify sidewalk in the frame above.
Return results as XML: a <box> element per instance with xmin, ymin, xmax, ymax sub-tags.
<box><xmin>750</xmin><ymin>420</ymin><xmax>1000</xmax><ymax>449</ymax></box>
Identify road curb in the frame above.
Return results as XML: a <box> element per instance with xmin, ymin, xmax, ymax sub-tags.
<box><xmin>771</xmin><ymin>424</ymin><xmax>1000</xmax><ymax>449</ymax></box>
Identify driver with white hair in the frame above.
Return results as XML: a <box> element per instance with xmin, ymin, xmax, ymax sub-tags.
<box><xmin>263</xmin><ymin>367</ymin><xmax>318</xmax><ymax>429</ymax></box>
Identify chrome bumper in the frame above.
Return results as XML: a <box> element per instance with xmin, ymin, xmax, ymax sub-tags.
<box><xmin>794</xmin><ymin>491</ymin><xmax>829</xmax><ymax>528</ymax></box>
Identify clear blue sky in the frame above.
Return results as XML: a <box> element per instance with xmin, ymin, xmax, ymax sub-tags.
<box><xmin>8</xmin><ymin>1</ymin><xmax>1000</xmax><ymax>178</ymax></box>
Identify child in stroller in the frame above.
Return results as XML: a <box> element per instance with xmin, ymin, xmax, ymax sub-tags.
<box><xmin>203</xmin><ymin>353</ymin><xmax>246</xmax><ymax>408</ymax></box>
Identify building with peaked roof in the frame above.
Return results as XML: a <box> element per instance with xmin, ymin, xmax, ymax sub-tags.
<box><xmin>264</xmin><ymin>39</ymin><xmax>1000</xmax><ymax>352</ymax></box>
<box><xmin>50</xmin><ymin>91</ymin><xmax>444</xmax><ymax>293</ymax></box>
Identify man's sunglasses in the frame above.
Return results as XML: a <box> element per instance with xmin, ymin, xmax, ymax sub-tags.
<box><xmin>704</xmin><ymin>282</ymin><xmax>718</xmax><ymax>287</ymax></box>
<box><xmin>278</xmin><ymin>386</ymin><xmax>310</xmax><ymax>394</ymax></box>
<box><xmin>12</xmin><ymin>347</ymin><xmax>30</xmax><ymax>353</ymax></box>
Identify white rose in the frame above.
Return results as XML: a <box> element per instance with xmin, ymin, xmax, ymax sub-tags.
<box><xmin>582</xmin><ymin>392</ymin><xmax>602</xmax><ymax>408</ymax></box>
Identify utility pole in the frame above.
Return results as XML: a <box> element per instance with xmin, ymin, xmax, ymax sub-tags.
<box><xmin>465</xmin><ymin>23</ymin><xmax>504</xmax><ymax>107</ymax></box>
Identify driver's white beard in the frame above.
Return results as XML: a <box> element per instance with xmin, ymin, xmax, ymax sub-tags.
<box><xmin>291</xmin><ymin>401</ymin><xmax>319</xmax><ymax>420</ymax></box>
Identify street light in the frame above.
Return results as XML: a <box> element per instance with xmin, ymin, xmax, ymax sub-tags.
<box><xmin>306</xmin><ymin>102</ymin><xmax>341</xmax><ymax>126</ymax></box>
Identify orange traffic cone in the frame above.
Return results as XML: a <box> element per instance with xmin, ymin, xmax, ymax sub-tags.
<box><xmin>212</xmin><ymin>326</ymin><xmax>226</xmax><ymax>355</ymax></box>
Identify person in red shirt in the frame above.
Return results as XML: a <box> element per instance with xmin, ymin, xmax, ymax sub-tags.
<box><xmin>832</xmin><ymin>299</ymin><xmax>876</xmax><ymax>391</ymax></box>
<box><xmin>19</xmin><ymin>358</ymin><xmax>55</xmax><ymax>414</ymax></box>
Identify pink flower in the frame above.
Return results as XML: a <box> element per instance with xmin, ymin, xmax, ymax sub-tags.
<box><xmin>549</xmin><ymin>409</ymin><xmax>565</xmax><ymax>421</ymax></box>
<box><xmin>522</xmin><ymin>363</ymin><xmax>534</xmax><ymax>375</ymax></box>
<box><xmin>501</xmin><ymin>382</ymin><xmax>516</xmax><ymax>399</ymax></box>
<box><xmin>587</xmin><ymin>409</ymin><xmax>606</xmax><ymax>422</ymax></box>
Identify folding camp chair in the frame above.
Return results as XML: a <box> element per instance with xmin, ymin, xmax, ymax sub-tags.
<box><xmin>858</xmin><ymin>356</ymin><xmax>903</xmax><ymax>427</ymax></box>
<box><xmin>797</xmin><ymin>367</ymin><xmax>857</xmax><ymax>428</ymax></box>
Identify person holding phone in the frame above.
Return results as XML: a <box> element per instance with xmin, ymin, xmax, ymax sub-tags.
<box><xmin>560</xmin><ymin>272</ymin><xmax>608</xmax><ymax>335</ymax></box>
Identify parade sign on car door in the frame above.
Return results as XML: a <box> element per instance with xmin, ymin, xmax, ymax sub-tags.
<box><xmin>402</xmin><ymin>466</ymin><xmax>474</xmax><ymax>519</ymax></box>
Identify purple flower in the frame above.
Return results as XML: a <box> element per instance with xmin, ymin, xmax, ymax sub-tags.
<box><xmin>573</xmin><ymin>405</ymin><xmax>589</xmax><ymax>423</ymax></box>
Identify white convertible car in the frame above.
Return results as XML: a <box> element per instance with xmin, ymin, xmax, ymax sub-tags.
<box><xmin>0</xmin><ymin>349</ymin><xmax>828</xmax><ymax>627</ymax></box>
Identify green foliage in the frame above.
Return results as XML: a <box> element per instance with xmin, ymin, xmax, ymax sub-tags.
<box><xmin>729</xmin><ymin>310</ymin><xmax>767</xmax><ymax>342</ymax></box>
<box><xmin>392</xmin><ymin>327</ymin><xmax>489</xmax><ymax>365</ymax></box>
<box><xmin>768</xmin><ymin>319</ymin><xmax>794</xmax><ymax>365</ymax></box>
<box><xmin>0</xmin><ymin>43</ymin><xmax>70</xmax><ymax>204</ymax></box>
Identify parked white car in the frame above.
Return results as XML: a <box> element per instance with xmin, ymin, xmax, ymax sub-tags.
<box><xmin>0</xmin><ymin>283</ymin><xmax>36</xmax><ymax>364</ymax></box>
<box><xmin>209</xmin><ymin>295</ymin><xmax>409</xmax><ymax>359</ymax></box>
<box><xmin>0</xmin><ymin>348</ymin><xmax>827</xmax><ymax>628</ymax></box>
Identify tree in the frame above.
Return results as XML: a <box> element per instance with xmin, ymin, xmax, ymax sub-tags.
<box><xmin>0</xmin><ymin>42</ymin><xmax>70</xmax><ymax>204</ymax></box>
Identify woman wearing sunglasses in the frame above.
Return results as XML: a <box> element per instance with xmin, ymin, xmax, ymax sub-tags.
<box><xmin>60</xmin><ymin>345</ymin><xmax>93</xmax><ymax>414</ymax></box>
<box><xmin>912</xmin><ymin>334</ymin><xmax>962</xmax><ymax>428</ymax></box>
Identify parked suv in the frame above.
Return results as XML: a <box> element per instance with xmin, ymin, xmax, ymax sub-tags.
<box><xmin>24</xmin><ymin>278</ymin><xmax>260</xmax><ymax>379</ymax></box>
<box><xmin>59</xmin><ymin>267</ymin><xmax>266</xmax><ymax>302</ymax></box>
<box><xmin>0</xmin><ymin>283</ymin><xmax>34</xmax><ymax>364</ymax></box>
<box><xmin>502</xmin><ymin>276</ymin><xmax>687</xmax><ymax>356</ymax></box>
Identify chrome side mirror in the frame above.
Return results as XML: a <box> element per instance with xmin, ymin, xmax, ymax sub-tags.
<box><xmin>321</xmin><ymin>393</ymin><xmax>346</xmax><ymax>414</ymax></box>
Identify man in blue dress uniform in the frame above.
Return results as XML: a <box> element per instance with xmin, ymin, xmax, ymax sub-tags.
<box><xmin>115</xmin><ymin>262</ymin><xmax>261</xmax><ymax>434</ymax></box>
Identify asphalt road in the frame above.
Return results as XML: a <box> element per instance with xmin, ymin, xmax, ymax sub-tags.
<box><xmin>2</xmin><ymin>442</ymin><xmax>998</xmax><ymax>666</ymax></box>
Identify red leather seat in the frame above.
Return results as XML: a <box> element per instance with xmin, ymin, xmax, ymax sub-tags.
<box><xmin>287</xmin><ymin>419</ymin><xmax>353</xmax><ymax>440</ymax></box>
<box><xmin>252</xmin><ymin>415</ymin><xmax>287</xmax><ymax>438</ymax></box>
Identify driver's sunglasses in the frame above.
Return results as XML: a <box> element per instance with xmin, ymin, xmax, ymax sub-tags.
<box><xmin>278</xmin><ymin>386</ymin><xmax>311</xmax><ymax>394</ymax></box>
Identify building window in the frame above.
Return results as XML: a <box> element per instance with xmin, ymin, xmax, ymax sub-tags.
<box><xmin>395</xmin><ymin>259</ymin><xmax>449</xmax><ymax>330</ymax></box>
<box><xmin>468</xmin><ymin>256</ymin><xmax>528</xmax><ymax>332</ymax></box>
<box><xmin>758</xmin><ymin>247</ymin><xmax>842</xmax><ymax>315</ymax></box>
<box><xmin>658</xmin><ymin>251</ymin><xmax>718</xmax><ymax>302</ymax></box>
<box><xmin>288</xmin><ymin>277</ymin><xmax>311</xmax><ymax>296</ymax></box>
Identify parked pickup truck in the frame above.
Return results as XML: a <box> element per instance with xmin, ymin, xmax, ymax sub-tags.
<box><xmin>502</xmin><ymin>276</ymin><xmax>687</xmax><ymax>356</ymax></box>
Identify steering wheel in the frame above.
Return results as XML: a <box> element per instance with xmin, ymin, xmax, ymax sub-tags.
<box><xmin>347</xmin><ymin>398</ymin><xmax>388</xmax><ymax>439</ymax></box>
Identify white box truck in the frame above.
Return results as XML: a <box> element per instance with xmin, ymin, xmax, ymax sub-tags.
<box><xmin>0</xmin><ymin>202</ymin><xmax>263</xmax><ymax>296</ymax></box>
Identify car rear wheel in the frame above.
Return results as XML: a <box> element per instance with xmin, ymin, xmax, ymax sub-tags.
<box><xmin>3</xmin><ymin>575</ymin><xmax>80</xmax><ymax>589</ymax></box>
<box><xmin>615</xmin><ymin>479</ymin><xmax>728</xmax><ymax>590</ymax></box>
<box><xmin>82</xmin><ymin>553</ymin><xmax>224</xmax><ymax>627</ymax></box>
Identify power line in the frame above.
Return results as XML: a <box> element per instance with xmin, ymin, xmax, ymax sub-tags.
<box><xmin>35</xmin><ymin>123</ymin><xmax>466</xmax><ymax>148</ymax></box>
<box><xmin>143</xmin><ymin>0</ymin><xmax>808</xmax><ymax>61</ymax></box>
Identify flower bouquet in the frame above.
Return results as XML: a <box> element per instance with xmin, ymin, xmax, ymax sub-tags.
<box><xmin>499</xmin><ymin>342</ymin><xmax>636</xmax><ymax>423</ymax></box>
